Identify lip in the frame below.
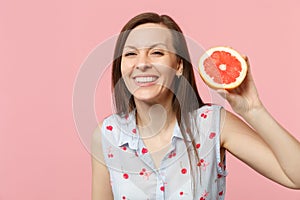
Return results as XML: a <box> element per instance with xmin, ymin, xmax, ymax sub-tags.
<box><xmin>132</xmin><ymin>75</ymin><xmax>159</xmax><ymax>87</ymax></box>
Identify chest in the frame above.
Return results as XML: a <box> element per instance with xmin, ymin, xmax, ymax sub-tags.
<box><xmin>104</xmin><ymin>138</ymin><xmax>226</xmax><ymax>200</ymax></box>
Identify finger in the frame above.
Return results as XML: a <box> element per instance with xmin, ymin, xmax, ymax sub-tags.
<box><xmin>241</xmin><ymin>54</ymin><xmax>250</xmax><ymax>68</ymax></box>
<box><xmin>240</xmin><ymin>55</ymin><xmax>255</xmax><ymax>83</ymax></box>
<box><xmin>241</xmin><ymin>54</ymin><xmax>248</xmax><ymax>61</ymax></box>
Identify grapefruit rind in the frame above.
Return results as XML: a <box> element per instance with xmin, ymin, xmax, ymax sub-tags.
<box><xmin>198</xmin><ymin>46</ymin><xmax>248</xmax><ymax>89</ymax></box>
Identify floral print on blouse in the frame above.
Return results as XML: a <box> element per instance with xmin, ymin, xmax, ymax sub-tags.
<box><xmin>101</xmin><ymin>105</ymin><xmax>227</xmax><ymax>200</ymax></box>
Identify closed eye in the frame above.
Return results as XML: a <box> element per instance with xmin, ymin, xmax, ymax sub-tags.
<box><xmin>152</xmin><ymin>51</ymin><xmax>164</xmax><ymax>56</ymax></box>
<box><xmin>124</xmin><ymin>52</ymin><xmax>137</xmax><ymax>57</ymax></box>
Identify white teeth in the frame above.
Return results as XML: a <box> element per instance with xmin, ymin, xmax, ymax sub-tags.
<box><xmin>135</xmin><ymin>76</ymin><xmax>157</xmax><ymax>83</ymax></box>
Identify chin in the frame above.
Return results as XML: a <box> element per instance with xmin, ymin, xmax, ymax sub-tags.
<box><xmin>132</xmin><ymin>89</ymin><xmax>173</xmax><ymax>105</ymax></box>
<box><xmin>132</xmin><ymin>92</ymin><xmax>159</xmax><ymax>103</ymax></box>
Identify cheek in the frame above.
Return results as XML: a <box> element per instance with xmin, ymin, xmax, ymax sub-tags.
<box><xmin>120</xmin><ymin>60</ymin><xmax>133</xmax><ymax>77</ymax></box>
<box><xmin>120</xmin><ymin>63</ymin><xmax>136</xmax><ymax>92</ymax></box>
<box><xmin>161</xmin><ymin>66</ymin><xmax>177</xmax><ymax>80</ymax></box>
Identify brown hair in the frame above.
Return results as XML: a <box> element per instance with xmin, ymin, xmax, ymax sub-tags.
<box><xmin>111</xmin><ymin>12</ymin><xmax>205</xmax><ymax>195</ymax></box>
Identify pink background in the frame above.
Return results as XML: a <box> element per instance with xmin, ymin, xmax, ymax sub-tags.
<box><xmin>1</xmin><ymin>0</ymin><xmax>300</xmax><ymax>199</ymax></box>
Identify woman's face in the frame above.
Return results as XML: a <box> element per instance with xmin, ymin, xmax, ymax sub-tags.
<box><xmin>120</xmin><ymin>23</ymin><xmax>183</xmax><ymax>104</ymax></box>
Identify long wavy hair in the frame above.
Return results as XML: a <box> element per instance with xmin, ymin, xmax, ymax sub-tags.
<box><xmin>111</xmin><ymin>12</ymin><xmax>205</xmax><ymax>195</ymax></box>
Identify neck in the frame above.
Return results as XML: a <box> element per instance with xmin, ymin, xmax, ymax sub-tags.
<box><xmin>135</xmin><ymin>98</ymin><xmax>176</xmax><ymax>138</ymax></box>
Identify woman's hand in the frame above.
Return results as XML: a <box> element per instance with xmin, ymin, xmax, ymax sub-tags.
<box><xmin>217</xmin><ymin>56</ymin><xmax>263</xmax><ymax>117</ymax></box>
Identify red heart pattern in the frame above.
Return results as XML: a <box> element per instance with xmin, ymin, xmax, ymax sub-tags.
<box><xmin>106</xmin><ymin>125</ymin><xmax>113</xmax><ymax>131</ymax></box>
<box><xmin>209</xmin><ymin>132</ymin><xmax>216</xmax><ymax>139</ymax></box>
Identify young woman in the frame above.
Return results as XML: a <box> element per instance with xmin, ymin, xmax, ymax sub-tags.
<box><xmin>92</xmin><ymin>12</ymin><xmax>300</xmax><ymax>199</ymax></box>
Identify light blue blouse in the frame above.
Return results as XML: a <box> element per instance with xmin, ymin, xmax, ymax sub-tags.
<box><xmin>101</xmin><ymin>105</ymin><xmax>227</xmax><ymax>200</ymax></box>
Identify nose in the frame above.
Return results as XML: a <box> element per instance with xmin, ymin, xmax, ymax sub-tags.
<box><xmin>136</xmin><ymin>52</ymin><xmax>152</xmax><ymax>71</ymax></box>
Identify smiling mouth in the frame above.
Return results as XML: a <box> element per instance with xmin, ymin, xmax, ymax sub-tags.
<box><xmin>134</xmin><ymin>76</ymin><xmax>158</xmax><ymax>83</ymax></box>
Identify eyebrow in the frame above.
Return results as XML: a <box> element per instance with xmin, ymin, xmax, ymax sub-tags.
<box><xmin>123</xmin><ymin>43</ymin><xmax>169</xmax><ymax>50</ymax></box>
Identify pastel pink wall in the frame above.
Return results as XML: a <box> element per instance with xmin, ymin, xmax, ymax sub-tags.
<box><xmin>1</xmin><ymin>0</ymin><xmax>300</xmax><ymax>199</ymax></box>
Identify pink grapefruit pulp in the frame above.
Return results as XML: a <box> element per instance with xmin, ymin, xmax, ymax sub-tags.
<box><xmin>198</xmin><ymin>46</ymin><xmax>248</xmax><ymax>89</ymax></box>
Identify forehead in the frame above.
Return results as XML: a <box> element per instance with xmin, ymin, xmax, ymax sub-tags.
<box><xmin>124</xmin><ymin>23</ymin><xmax>174</xmax><ymax>50</ymax></box>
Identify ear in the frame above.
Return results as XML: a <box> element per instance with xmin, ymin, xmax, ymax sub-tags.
<box><xmin>176</xmin><ymin>59</ymin><xmax>183</xmax><ymax>76</ymax></box>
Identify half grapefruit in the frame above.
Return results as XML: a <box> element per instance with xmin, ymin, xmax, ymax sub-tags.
<box><xmin>198</xmin><ymin>46</ymin><xmax>248</xmax><ymax>89</ymax></box>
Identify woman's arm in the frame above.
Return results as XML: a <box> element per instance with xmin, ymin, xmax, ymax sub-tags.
<box><xmin>219</xmin><ymin>57</ymin><xmax>300</xmax><ymax>189</ymax></box>
<box><xmin>221</xmin><ymin>108</ymin><xmax>300</xmax><ymax>189</ymax></box>
<box><xmin>91</xmin><ymin>123</ymin><xmax>114</xmax><ymax>200</ymax></box>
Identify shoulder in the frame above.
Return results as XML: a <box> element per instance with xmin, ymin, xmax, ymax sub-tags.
<box><xmin>92</xmin><ymin>114</ymin><xmax>119</xmax><ymax>146</ymax></box>
<box><xmin>189</xmin><ymin>104</ymin><xmax>223</xmax><ymax>138</ymax></box>
<box><xmin>191</xmin><ymin>104</ymin><xmax>223</xmax><ymax>125</ymax></box>
<box><xmin>94</xmin><ymin>113</ymin><xmax>127</xmax><ymax>137</ymax></box>
<box><xmin>101</xmin><ymin>112</ymin><xmax>134</xmax><ymax>130</ymax></box>
<box><xmin>91</xmin><ymin>115</ymin><xmax>120</xmax><ymax>165</ymax></box>
<box><xmin>94</xmin><ymin>112</ymin><xmax>136</xmax><ymax>147</ymax></box>
<box><xmin>92</xmin><ymin>113</ymin><xmax>121</xmax><ymax>156</ymax></box>
<box><xmin>193</xmin><ymin>104</ymin><xmax>223</xmax><ymax>116</ymax></box>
